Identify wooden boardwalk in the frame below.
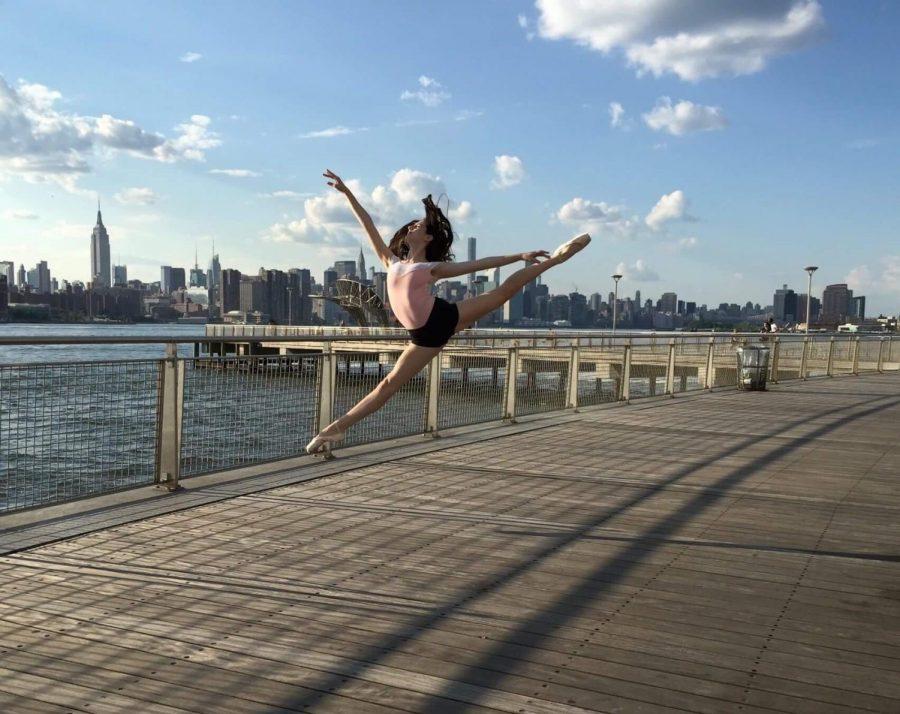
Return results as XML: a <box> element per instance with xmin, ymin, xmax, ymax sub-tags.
<box><xmin>1</xmin><ymin>374</ymin><xmax>898</xmax><ymax>713</ymax></box>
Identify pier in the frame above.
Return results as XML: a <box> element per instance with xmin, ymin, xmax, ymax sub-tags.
<box><xmin>0</xmin><ymin>333</ymin><xmax>898</xmax><ymax>712</ymax></box>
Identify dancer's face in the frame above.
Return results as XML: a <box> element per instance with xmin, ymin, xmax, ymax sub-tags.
<box><xmin>403</xmin><ymin>217</ymin><xmax>432</xmax><ymax>254</ymax></box>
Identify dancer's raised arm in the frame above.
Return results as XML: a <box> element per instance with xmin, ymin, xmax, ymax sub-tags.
<box><xmin>431</xmin><ymin>250</ymin><xmax>549</xmax><ymax>280</ymax></box>
<box><xmin>324</xmin><ymin>169</ymin><xmax>393</xmax><ymax>268</ymax></box>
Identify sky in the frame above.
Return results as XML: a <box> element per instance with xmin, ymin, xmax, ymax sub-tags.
<box><xmin>1</xmin><ymin>0</ymin><xmax>898</xmax><ymax>313</ymax></box>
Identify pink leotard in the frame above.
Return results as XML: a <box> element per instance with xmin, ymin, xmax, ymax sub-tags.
<box><xmin>387</xmin><ymin>256</ymin><xmax>438</xmax><ymax>329</ymax></box>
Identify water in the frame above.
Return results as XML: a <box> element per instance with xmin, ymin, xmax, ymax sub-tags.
<box><xmin>0</xmin><ymin>323</ymin><xmax>659</xmax><ymax>514</ymax></box>
<box><xmin>0</xmin><ymin>323</ymin><xmax>205</xmax><ymax>363</ymax></box>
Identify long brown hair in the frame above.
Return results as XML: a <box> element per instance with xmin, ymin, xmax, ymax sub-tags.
<box><xmin>388</xmin><ymin>194</ymin><xmax>455</xmax><ymax>262</ymax></box>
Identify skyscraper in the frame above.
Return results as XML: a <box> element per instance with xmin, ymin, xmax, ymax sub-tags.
<box><xmin>113</xmin><ymin>265</ymin><xmax>127</xmax><ymax>286</ymax></box>
<box><xmin>467</xmin><ymin>236</ymin><xmax>476</xmax><ymax>293</ymax></box>
<box><xmin>0</xmin><ymin>261</ymin><xmax>13</xmax><ymax>288</ymax></box>
<box><xmin>17</xmin><ymin>264</ymin><xmax>26</xmax><ymax>288</ymax></box>
<box><xmin>333</xmin><ymin>260</ymin><xmax>356</xmax><ymax>278</ymax></box>
<box><xmin>90</xmin><ymin>201</ymin><xmax>111</xmax><ymax>287</ymax></box>
<box><xmin>357</xmin><ymin>247</ymin><xmax>366</xmax><ymax>283</ymax></box>
<box><xmin>220</xmin><ymin>269</ymin><xmax>242</xmax><ymax>312</ymax></box>
<box><xmin>207</xmin><ymin>244</ymin><xmax>222</xmax><ymax>318</ymax></box>
<box><xmin>189</xmin><ymin>247</ymin><xmax>207</xmax><ymax>288</ymax></box>
<box><xmin>26</xmin><ymin>261</ymin><xmax>51</xmax><ymax>294</ymax></box>
<box><xmin>659</xmin><ymin>292</ymin><xmax>678</xmax><ymax>314</ymax></box>
<box><xmin>822</xmin><ymin>284</ymin><xmax>852</xmax><ymax>323</ymax></box>
<box><xmin>773</xmin><ymin>284</ymin><xmax>798</xmax><ymax>322</ymax></box>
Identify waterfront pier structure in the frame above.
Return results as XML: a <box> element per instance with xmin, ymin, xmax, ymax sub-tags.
<box><xmin>0</xmin><ymin>331</ymin><xmax>898</xmax><ymax>712</ymax></box>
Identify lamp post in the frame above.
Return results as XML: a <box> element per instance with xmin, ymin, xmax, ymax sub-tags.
<box><xmin>611</xmin><ymin>274</ymin><xmax>622</xmax><ymax>333</ymax></box>
<box><xmin>804</xmin><ymin>266</ymin><xmax>818</xmax><ymax>334</ymax></box>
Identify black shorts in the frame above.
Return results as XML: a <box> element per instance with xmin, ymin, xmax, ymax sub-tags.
<box><xmin>408</xmin><ymin>297</ymin><xmax>459</xmax><ymax>348</ymax></box>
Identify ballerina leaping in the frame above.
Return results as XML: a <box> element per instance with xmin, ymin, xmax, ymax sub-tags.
<box><xmin>305</xmin><ymin>169</ymin><xmax>590</xmax><ymax>454</ymax></box>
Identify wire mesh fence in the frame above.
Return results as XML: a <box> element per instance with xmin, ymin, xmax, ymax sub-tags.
<box><xmin>180</xmin><ymin>355</ymin><xmax>320</xmax><ymax>476</ymax></box>
<box><xmin>0</xmin><ymin>360</ymin><xmax>160</xmax><ymax>513</ymax></box>
<box><xmin>576</xmin><ymin>351</ymin><xmax>620</xmax><ymax>406</ymax></box>
<box><xmin>2</xmin><ymin>334</ymin><xmax>896</xmax><ymax>515</ymax></box>
<box><xmin>437</xmin><ymin>351</ymin><xmax>506</xmax><ymax>430</ymax></box>
<box><xmin>806</xmin><ymin>339</ymin><xmax>831</xmax><ymax>377</ymax></box>
<box><xmin>332</xmin><ymin>351</ymin><xmax>428</xmax><ymax>447</ymax></box>
<box><xmin>514</xmin><ymin>349</ymin><xmax>569</xmax><ymax>416</ymax></box>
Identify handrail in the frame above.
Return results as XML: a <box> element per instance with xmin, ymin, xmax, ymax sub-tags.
<box><xmin>0</xmin><ymin>331</ymin><xmax>874</xmax><ymax>346</ymax></box>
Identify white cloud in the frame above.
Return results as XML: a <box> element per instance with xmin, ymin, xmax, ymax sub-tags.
<box><xmin>401</xmin><ymin>75</ymin><xmax>451</xmax><ymax>107</ymax></box>
<box><xmin>677</xmin><ymin>236</ymin><xmax>698</xmax><ymax>249</ymax></box>
<box><xmin>643</xmin><ymin>98</ymin><xmax>727</xmax><ymax>136</ymax></box>
<box><xmin>846</xmin><ymin>138</ymin><xmax>877</xmax><ymax>150</ymax></box>
<box><xmin>209</xmin><ymin>168</ymin><xmax>261</xmax><ymax>177</ymax></box>
<box><xmin>845</xmin><ymin>265</ymin><xmax>873</xmax><ymax>293</ymax></box>
<box><xmin>0</xmin><ymin>76</ymin><xmax>221</xmax><ymax>191</ymax></box>
<box><xmin>262</xmin><ymin>169</ymin><xmax>474</xmax><ymax>247</ymax></box>
<box><xmin>298</xmin><ymin>125</ymin><xmax>368</xmax><ymax>139</ymax></box>
<box><xmin>3</xmin><ymin>209</ymin><xmax>38</xmax><ymax>220</ymax></box>
<box><xmin>615</xmin><ymin>259</ymin><xmax>660</xmax><ymax>282</ymax></box>
<box><xmin>179</xmin><ymin>52</ymin><xmax>202</xmax><ymax>63</ymax></box>
<box><xmin>881</xmin><ymin>256</ymin><xmax>900</xmax><ymax>294</ymax></box>
<box><xmin>114</xmin><ymin>187</ymin><xmax>157</xmax><ymax>205</ymax></box>
<box><xmin>608</xmin><ymin>101</ymin><xmax>627</xmax><ymax>129</ymax></box>
<box><xmin>556</xmin><ymin>197</ymin><xmax>638</xmax><ymax>239</ymax></box>
<box><xmin>449</xmin><ymin>200</ymin><xmax>475</xmax><ymax>222</ymax></box>
<box><xmin>491</xmin><ymin>155</ymin><xmax>526</xmax><ymax>190</ymax></box>
<box><xmin>846</xmin><ymin>257</ymin><xmax>900</xmax><ymax>296</ymax></box>
<box><xmin>518</xmin><ymin>13</ymin><xmax>536</xmax><ymax>40</ymax></box>
<box><xmin>535</xmin><ymin>0</ymin><xmax>824</xmax><ymax>81</ymax></box>
<box><xmin>733</xmin><ymin>272</ymin><xmax>744</xmax><ymax>280</ymax></box>
<box><xmin>264</xmin><ymin>190</ymin><xmax>316</xmax><ymax>200</ymax></box>
<box><xmin>645</xmin><ymin>189</ymin><xmax>691</xmax><ymax>230</ymax></box>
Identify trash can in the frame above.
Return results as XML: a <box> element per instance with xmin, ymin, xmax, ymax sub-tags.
<box><xmin>736</xmin><ymin>345</ymin><xmax>770</xmax><ymax>391</ymax></box>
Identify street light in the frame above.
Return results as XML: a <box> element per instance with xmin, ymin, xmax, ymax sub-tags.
<box><xmin>611</xmin><ymin>274</ymin><xmax>623</xmax><ymax>333</ymax></box>
<box><xmin>804</xmin><ymin>266</ymin><xmax>818</xmax><ymax>334</ymax></box>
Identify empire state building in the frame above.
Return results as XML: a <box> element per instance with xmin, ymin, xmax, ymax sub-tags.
<box><xmin>90</xmin><ymin>201</ymin><xmax>111</xmax><ymax>287</ymax></box>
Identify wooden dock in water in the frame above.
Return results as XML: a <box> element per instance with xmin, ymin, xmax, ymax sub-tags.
<box><xmin>1</xmin><ymin>374</ymin><xmax>898</xmax><ymax>712</ymax></box>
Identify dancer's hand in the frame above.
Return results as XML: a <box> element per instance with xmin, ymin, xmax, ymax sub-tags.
<box><xmin>323</xmin><ymin>169</ymin><xmax>350</xmax><ymax>195</ymax></box>
<box><xmin>521</xmin><ymin>250</ymin><xmax>550</xmax><ymax>264</ymax></box>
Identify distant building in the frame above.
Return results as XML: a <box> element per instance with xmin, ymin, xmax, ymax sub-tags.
<box><xmin>357</xmin><ymin>248</ymin><xmax>366</xmax><ymax>283</ymax></box>
<box><xmin>659</xmin><ymin>292</ymin><xmax>677</xmax><ymax>314</ymax></box>
<box><xmin>160</xmin><ymin>266</ymin><xmax>173</xmax><ymax>294</ymax></box>
<box><xmin>90</xmin><ymin>202</ymin><xmax>111</xmax><ymax>287</ymax></box>
<box><xmin>239</xmin><ymin>278</ymin><xmax>266</xmax><ymax>314</ymax></box>
<box><xmin>773</xmin><ymin>284</ymin><xmax>798</xmax><ymax>322</ymax></box>
<box><xmin>207</xmin><ymin>247</ymin><xmax>222</xmax><ymax>318</ymax></box>
<box><xmin>333</xmin><ymin>260</ymin><xmax>356</xmax><ymax>279</ymax></box>
<box><xmin>503</xmin><ymin>286</ymin><xmax>524</xmax><ymax>323</ymax></box>
<box><xmin>850</xmin><ymin>295</ymin><xmax>866</xmax><ymax>322</ymax></box>
<box><xmin>0</xmin><ymin>261</ymin><xmax>13</xmax><ymax>288</ymax></box>
<box><xmin>0</xmin><ymin>275</ymin><xmax>8</xmax><ymax>320</ymax></box>
<box><xmin>796</xmin><ymin>294</ymin><xmax>821</xmax><ymax>323</ymax></box>
<box><xmin>17</xmin><ymin>263</ymin><xmax>26</xmax><ymax>289</ymax></box>
<box><xmin>467</xmin><ymin>236</ymin><xmax>476</xmax><ymax>294</ymax></box>
<box><xmin>372</xmin><ymin>271</ymin><xmax>387</xmax><ymax>303</ymax></box>
<box><xmin>26</xmin><ymin>261</ymin><xmax>51</xmax><ymax>294</ymax></box>
<box><xmin>686</xmin><ymin>301</ymin><xmax>697</xmax><ymax>316</ymax></box>
<box><xmin>822</xmin><ymin>283</ymin><xmax>852</xmax><ymax>323</ymax></box>
<box><xmin>220</xmin><ymin>269</ymin><xmax>242</xmax><ymax>312</ymax></box>
<box><xmin>113</xmin><ymin>265</ymin><xmax>128</xmax><ymax>287</ymax></box>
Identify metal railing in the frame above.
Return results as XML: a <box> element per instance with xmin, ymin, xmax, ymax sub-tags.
<box><xmin>0</xmin><ymin>332</ymin><xmax>896</xmax><ymax>515</ymax></box>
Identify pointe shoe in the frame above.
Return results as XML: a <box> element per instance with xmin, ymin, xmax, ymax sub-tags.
<box><xmin>305</xmin><ymin>430</ymin><xmax>345</xmax><ymax>455</ymax></box>
<box><xmin>552</xmin><ymin>233</ymin><xmax>591</xmax><ymax>260</ymax></box>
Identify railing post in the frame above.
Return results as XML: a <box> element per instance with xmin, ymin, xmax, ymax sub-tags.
<box><xmin>665</xmin><ymin>339</ymin><xmax>676</xmax><ymax>397</ymax></box>
<box><xmin>565</xmin><ymin>345</ymin><xmax>580</xmax><ymax>410</ymax></box>
<box><xmin>425</xmin><ymin>352</ymin><xmax>442</xmax><ymax>436</ymax></box>
<box><xmin>770</xmin><ymin>336</ymin><xmax>781</xmax><ymax>383</ymax></box>
<box><xmin>704</xmin><ymin>337</ymin><xmax>715</xmax><ymax>390</ymax></box>
<box><xmin>852</xmin><ymin>337</ymin><xmax>860</xmax><ymax>375</ymax></box>
<box><xmin>799</xmin><ymin>337</ymin><xmax>809</xmax><ymax>380</ymax></box>
<box><xmin>826</xmin><ymin>336</ymin><xmax>835</xmax><ymax>377</ymax></box>
<box><xmin>156</xmin><ymin>342</ymin><xmax>184</xmax><ymax>491</ymax></box>
<box><xmin>503</xmin><ymin>345</ymin><xmax>519</xmax><ymax>423</ymax></box>
<box><xmin>877</xmin><ymin>337</ymin><xmax>885</xmax><ymax>373</ymax></box>
<box><xmin>316</xmin><ymin>341</ymin><xmax>336</xmax><ymax>458</ymax></box>
<box><xmin>620</xmin><ymin>340</ymin><xmax>632</xmax><ymax>403</ymax></box>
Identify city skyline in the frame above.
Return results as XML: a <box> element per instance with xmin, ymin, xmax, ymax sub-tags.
<box><xmin>1</xmin><ymin>2</ymin><xmax>898</xmax><ymax>313</ymax></box>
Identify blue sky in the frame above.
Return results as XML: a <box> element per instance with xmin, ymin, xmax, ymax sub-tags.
<box><xmin>1</xmin><ymin>1</ymin><xmax>898</xmax><ymax>313</ymax></box>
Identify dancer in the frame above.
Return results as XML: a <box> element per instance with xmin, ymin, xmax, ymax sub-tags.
<box><xmin>305</xmin><ymin>169</ymin><xmax>590</xmax><ymax>454</ymax></box>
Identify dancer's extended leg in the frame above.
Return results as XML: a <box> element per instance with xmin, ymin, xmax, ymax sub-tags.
<box><xmin>306</xmin><ymin>342</ymin><xmax>440</xmax><ymax>453</ymax></box>
<box><xmin>455</xmin><ymin>233</ymin><xmax>590</xmax><ymax>330</ymax></box>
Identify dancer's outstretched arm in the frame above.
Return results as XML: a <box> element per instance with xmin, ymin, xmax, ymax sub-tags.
<box><xmin>324</xmin><ymin>169</ymin><xmax>393</xmax><ymax>268</ymax></box>
<box><xmin>431</xmin><ymin>251</ymin><xmax>549</xmax><ymax>280</ymax></box>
